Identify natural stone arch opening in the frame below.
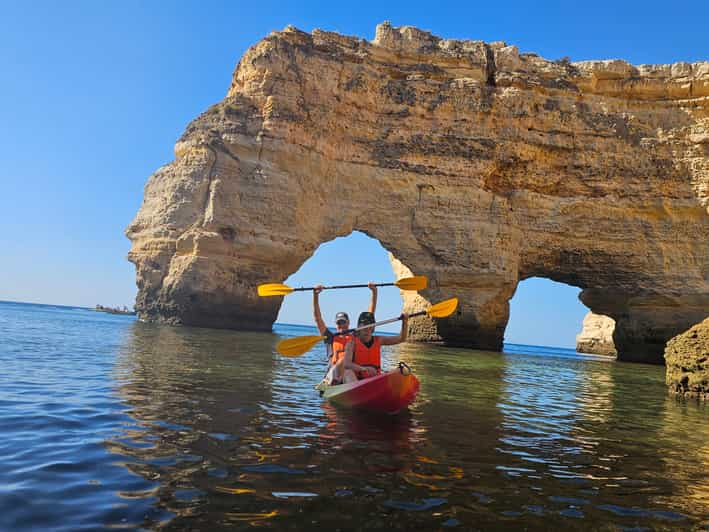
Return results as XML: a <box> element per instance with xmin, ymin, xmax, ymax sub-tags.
<box><xmin>504</xmin><ymin>277</ymin><xmax>589</xmax><ymax>349</ymax></box>
<box><xmin>513</xmin><ymin>261</ymin><xmax>674</xmax><ymax>364</ymax></box>
<box><xmin>126</xmin><ymin>23</ymin><xmax>708</xmax><ymax>365</ymax></box>
<box><xmin>275</xmin><ymin>231</ymin><xmax>406</xmax><ymax>331</ymax></box>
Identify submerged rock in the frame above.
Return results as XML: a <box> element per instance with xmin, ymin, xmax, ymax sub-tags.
<box><xmin>665</xmin><ymin>317</ymin><xmax>709</xmax><ymax>400</ymax></box>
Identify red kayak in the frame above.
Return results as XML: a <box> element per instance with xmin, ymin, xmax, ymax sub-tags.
<box><xmin>317</xmin><ymin>363</ymin><xmax>420</xmax><ymax>415</ymax></box>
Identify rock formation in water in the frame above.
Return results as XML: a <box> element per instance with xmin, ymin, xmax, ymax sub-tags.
<box><xmin>576</xmin><ymin>312</ymin><xmax>617</xmax><ymax>356</ymax></box>
<box><xmin>126</xmin><ymin>23</ymin><xmax>709</xmax><ymax>364</ymax></box>
<box><xmin>665</xmin><ymin>317</ymin><xmax>709</xmax><ymax>400</ymax></box>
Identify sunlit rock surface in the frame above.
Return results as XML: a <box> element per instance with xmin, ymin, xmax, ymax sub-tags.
<box><xmin>576</xmin><ymin>312</ymin><xmax>617</xmax><ymax>357</ymax></box>
<box><xmin>127</xmin><ymin>23</ymin><xmax>709</xmax><ymax>364</ymax></box>
<box><xmin>665</xmin><ymin>317</ymin><xmax>709</xmax><ymax>400</ymax></box>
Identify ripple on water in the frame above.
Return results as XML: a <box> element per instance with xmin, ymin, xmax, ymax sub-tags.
<box><xmin>1</xmin><ymin>303</ymin><xmax>708</xmax><ymax>531</ymax></box>
<box><xmin>523</xmin><ymin>505</ymin><xmax>546</xmax><ymax>516</ymax></box>
<box><xmin>597</xmin><ymin>504</ymin><xmax>688</xmax><ymax>522</ymax></box>
<box><xmin>559</xmin><ymin>507</ymin><xmax>585</xmax><ymax>518</ymax></box>
<box><xmin>383</xmin><ymin>498</ymin><xmax>447</xmax><ymax>511</ymax></box>
<box><xmin>548</xmin><ymin>495</ymin><xmax>590</xmax><ymax>505</ymax></box>
<box><xmin>272</xmin><ymin>491</ymin><xmax>319</xmax><ymax>498</ymax></box>
<box><xmin>241</xmin><ymin>464</ymin><xmax>306</xmax><ymax>474</ymax></box>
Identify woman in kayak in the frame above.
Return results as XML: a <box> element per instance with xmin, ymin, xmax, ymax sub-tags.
<box><xmin>341</xmin><ymin>310</ymin><xmax>409</xmax><ymax>383</ymax></box>
<box><xmin>313</xmin><ymin>282</ymin><xmax>377</xmax><ymax>385</ymax></box>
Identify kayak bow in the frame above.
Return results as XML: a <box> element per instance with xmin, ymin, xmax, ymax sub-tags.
<box><xmin>317</xmin><ymin>364</ymin><xmax>420</xmax><ymax>414</ymax></box>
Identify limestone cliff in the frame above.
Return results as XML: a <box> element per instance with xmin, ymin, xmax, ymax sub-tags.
<box><xmin>576</xmin><ymin>312</ymin><xmax>617</xmax><ymax>357</ymax></box>
<box><xmin>126</xmin><ymin>23</ymin><xmax>709</xmax><ymax>364</ymax></box>
<box><xmin>665</xmin><ymin>317</ymin><xmax>709</xmax><ymax>400</ymax></box>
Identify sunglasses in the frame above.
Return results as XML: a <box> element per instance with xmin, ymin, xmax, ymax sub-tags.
<box><xmin>336</xmin><ymin>319</ymin><xmax>349</xmax><ymax>325</ymax></box>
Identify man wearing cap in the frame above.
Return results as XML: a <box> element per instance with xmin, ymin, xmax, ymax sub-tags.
<box><xmin>313</xmin><ymin>282</ymin><xmax>377</xmax><ymax>384</ymax></box>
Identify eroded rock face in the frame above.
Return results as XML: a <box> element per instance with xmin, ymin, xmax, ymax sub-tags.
<box><xmin>665</xmin><ymin>317</ymin><xmax>709</xmax><ymax>400</ymax></box>
<box><xmin>576</xmin><ymin>312</ymin><xmax>617</xmax><ymax>357</ymax></box>
<box><xmin>126</xmin><ymin>23</ymin><xmax>709</xmax><ymax>364</ymax></box>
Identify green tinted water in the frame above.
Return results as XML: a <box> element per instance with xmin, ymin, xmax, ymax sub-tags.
<box><xmin>1</xmin><ymin>302</ymin><xmax>707</xmax><ymax>530</ymax></box>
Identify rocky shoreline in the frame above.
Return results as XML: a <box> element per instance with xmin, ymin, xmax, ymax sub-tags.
<box><xmin>665</xmin><ymin>317</ymin><xmax>709</xmax><ymax>400</ymax></box>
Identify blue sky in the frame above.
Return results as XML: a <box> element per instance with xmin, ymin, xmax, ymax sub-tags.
<box><xmin>1</xmin><ymin>1</ymin><xmax>706</xmax><ymax>347</ymax></box>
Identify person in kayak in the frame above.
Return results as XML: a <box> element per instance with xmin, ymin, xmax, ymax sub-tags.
<box><xmin>313</xmin><ymin>282</ymin><xmax>377</xmax><ymax>384</ymax></box>
<box><xmin>341</xmin><ymin>310</ymin><xmax>409</xmax><ymax>383</ymax></box>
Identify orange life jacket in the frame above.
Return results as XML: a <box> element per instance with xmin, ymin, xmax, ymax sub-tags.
<box><xmin>352</xmin><ymin>336</ymin><xmax>381</xmax><ymax>376</ymax></box>
<box><xmin>330</xmin><ymin>334</ymin><xmax>353</xmax><ymax>365</ymax></box>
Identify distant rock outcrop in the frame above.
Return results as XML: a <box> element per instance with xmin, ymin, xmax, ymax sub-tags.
<box><xmin>665</xmin><ymin>317</ymin><xmax>709</xmax><ymax>400</ymax></box>
<box><xmin>126</xmin><ymin>23</ymin><xmax>709</xmax><ymax>364</ymax></box>
<box><xmin>576</xmin><ymin>312</ymin><xmax>617</xmax><ymax>357</ymax></box>
<box><xmin>94</xmin><ymin>304</ymin><xmax>136</xmax><ymax>316</ymax></box>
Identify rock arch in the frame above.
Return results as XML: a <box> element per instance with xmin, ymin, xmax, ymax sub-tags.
<box><xmin>127</xmin><ymin>23</ymin><xmax>708</xmax><ymax>364</ymax></box>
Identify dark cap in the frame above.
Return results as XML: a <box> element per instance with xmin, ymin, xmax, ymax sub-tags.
<box><xmin>335</xmin><ymin>312</ymin><xmax>349</xmax><ymax>323</ymax></box>
<box><xmin>357</xmin><ymin>311</ymin><xmax>376</xmax><ymax>326</ymax></box>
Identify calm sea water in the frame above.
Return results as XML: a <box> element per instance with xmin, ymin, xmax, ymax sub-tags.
<box><xmin>0</xmin><ymin>301</ymin><xmax>707</xmax><ymax>531</ymax></box>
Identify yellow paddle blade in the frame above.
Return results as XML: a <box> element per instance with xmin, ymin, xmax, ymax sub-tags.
<box><xmin>257</xmin><ymin>283</ymin><xmax>294</xmax><ymax>297</ymax></box>
<box><xmin>276</xmin><ymin>335</ymin><xmax>325</xmax><ymax>357</ymax></box>
<box><xmin>225</xmin><ymin>510</ymin><xmax>279</xmax><ymax>521</ymax></box>
<box><xmin>394</xmin><ymin>276</ymin><xmax>428</xmax><ymax>291</ymax></box>
<box><xmin>427</xmin><ymin>298</ymin><xmax>459</xmax><ymax>318</ymax></box>
<box><xmin>215</xmin><ymin>486</ymin><xmax>256</xmax><ymax>495</ymax></box>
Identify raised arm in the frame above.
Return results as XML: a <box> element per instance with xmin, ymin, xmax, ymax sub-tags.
<box><xmin>368</xmin><ymin>281</ymin><xmax>378</xmax><ymax>314</ymax></box>
<box><xmin>380</xmin><ymin>313</ymin><xmax>409</xmax><ymax>346</ymax></box>
<box><xmin>313</xmin><ymin>285</ymin><xmax>327</xmax><ymax>335</ymax></box>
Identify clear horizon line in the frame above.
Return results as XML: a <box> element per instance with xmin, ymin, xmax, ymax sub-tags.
<box><xmin>0</xmin><ymin>299</ymin><xmax>578</xmax><ymax>350</ymax></box>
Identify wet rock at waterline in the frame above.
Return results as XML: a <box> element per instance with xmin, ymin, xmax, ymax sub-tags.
<box><xmin>576</xmin><ymin>312</ymin><xmax>617</xmax><ymax>357</ymax></box>
<box><xmin>665</xmin><ymin>317</ymin><xmax>709</xmax><ymax>401</ymax></box>
<box><xmin>126</xmin><ymin>23</ymin><xmax>709</xmax><ymax>364</ymax></box>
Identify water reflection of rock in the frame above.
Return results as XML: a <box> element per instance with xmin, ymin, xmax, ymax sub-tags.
<box><xmin>385</xmin><ymin>342</ymin><xmax>509</xmax><ymax>526</ymax></box>
<box><xmin>104</xmin><ymin>323</ymin><xmax>709</xmax><ymax>529</ymax></box>
<box><xmin>491</xmin><ymin>355</ymin><xmax>617</xmax><ymax>525</ymax></box>
<box><xmin>494</xmin><ymin>352</ymin><xmax>708</xmax><ymax>527</ymax></box>
<box><xmin>496</xmin><ymin>355</ymin><xmax>613</xmax><ymax>479</ymax></box>
<box><xmin>657</xmin><ymin>399</ymin><xmax>709</xmax><ymax>525</ymax></box>
<box><xmin>109</xmin><ymin>323</ymin><xmax>439</xmax><ymax>530</ymax></box>
<box><xmin>110</xmin><ymin>321</ymin><xmax>279</xmax><ymax>529</ymax></box>
<box><xmin>577</xmin><ymin>363</ymin><xmax>709</xmax><ymax>526</ymax></box>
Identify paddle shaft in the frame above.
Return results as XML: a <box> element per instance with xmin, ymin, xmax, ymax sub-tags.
<box><xmin>275</xmin><ymin>298</ymin><xmax>456</xmax><ymax>356</ymax></box>
<box><xmin>333</xmin><ymin>309</ymin><xmax>427</xmax><ymax>336</ymax></box>
<box><xmin>295</xmin><ymin>282</ymin><xmax>395</xmax><ymax>292</ymax></box>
